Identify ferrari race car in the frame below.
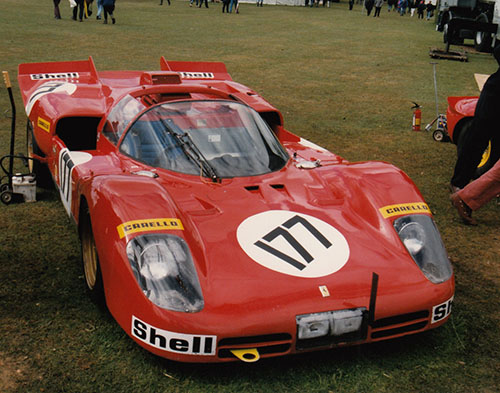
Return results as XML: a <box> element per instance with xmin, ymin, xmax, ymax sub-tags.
<box><xmin>446</xmin><ymin>96</ymin><xmax>500</xmax><ymax>178</ymax></box>
<box><xmin>17</xmin><ymin>57</ymin><xmax>454</xmax><ymax>363</ymax></box>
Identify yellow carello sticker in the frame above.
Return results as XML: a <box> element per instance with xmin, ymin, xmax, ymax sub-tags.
<box><xmin>37</xmin><ymin>116</ymin><xmax>50</xmax><ymax>133</ymax></box>
<box><xmin>379</xmin><ymin>202</ymin><xmax>431</xmax><ymax>219</ymax></box>
<box><xmin>117</xmin><ymin>218</ymin><xmax>184</xmax><ymax>239</ymax></box>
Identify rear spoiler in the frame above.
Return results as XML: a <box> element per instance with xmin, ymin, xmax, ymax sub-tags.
<box><xmin>160</xmin><ymin>56</ymin><xmax>232</xmax><ymax>81</ymax></box>
<box><xmin>17</xmin><ymin>56</ymin><xmax>99</xmax><ymax>105</ymax></box>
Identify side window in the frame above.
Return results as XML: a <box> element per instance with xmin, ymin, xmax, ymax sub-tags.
<box><xmin>103</xmin><ymin>95</ymin><xmax>146</xmax><ymax>145</ymax></box>
<box><xmin>103</xmin><ymin>120</ymin><xmax>119</xmax><ymax>144</ymax></box>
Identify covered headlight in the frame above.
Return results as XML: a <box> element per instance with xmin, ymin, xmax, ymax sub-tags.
<box><xmin>296</xmin><ymin>308</ymin><xmax>366</xmax><ymax>340</ymax></box>
<box><xmin>126</xmin><ymin>234</ymin><xmax>204</xmax><ymax>312</ymax></box>
<box><xmin>394</xmin><ymin>215</ymin><xmax>452</xmax><ymax>284</ymax></box>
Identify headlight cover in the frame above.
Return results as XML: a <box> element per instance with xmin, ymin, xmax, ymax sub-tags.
<box><xmin>394</xmin><ymin>215</ymin><xmax>452</xmax><ymax>284</ymax></box>
<box><xmin>126</xmin><ymin>234</ymin><xmax>204</xmax><ymax>312</ymax></box>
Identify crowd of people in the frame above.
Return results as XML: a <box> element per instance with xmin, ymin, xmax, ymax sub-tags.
<box><xmin>53</xmin><ymin>0</ymin><xmax>116</xmax><ymax>24</ymax></box>
<box><xmin>361</xmin><ymin>0</ymin><xmax>436</xmax><ymax>18</ymax></box>
<box><xmin>53</xmin><ymin>0</ymin><xmax>438</xmax><ymax>17</ymax></box>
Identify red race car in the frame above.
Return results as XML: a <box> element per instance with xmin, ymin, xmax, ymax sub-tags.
<box><xmin>17</xmin><ymin>57</ymin><xmax>454</xmax><ymax>363</ymax></box>
<box><xmin>446</xmin><ymin>95</ymin><xmax>500</xmax><ymax>178</ymax></box>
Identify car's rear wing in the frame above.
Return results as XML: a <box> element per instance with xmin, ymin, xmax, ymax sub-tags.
<box><xmin>17</xmin><ymin>57</ymin><xmax>99</xmax><ymax>106</ymax></box>
<box><xmin>160</xmin><ymin>56</ymin><xmax>233</xmax><ymax>81</ymax></box>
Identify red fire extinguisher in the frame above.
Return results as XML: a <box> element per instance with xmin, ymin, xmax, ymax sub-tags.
<box><xmin>412</xmin><ymin>102</ymin><xmax>421</xmax><ymax>131</ymax></box>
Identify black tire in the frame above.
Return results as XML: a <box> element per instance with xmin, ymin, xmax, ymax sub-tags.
<box><xmin>1</xmin><ymin>190</ymin><xmax>13</xmax><ymax>205</ymax></box>
<box><xmin>433</xmin><ymin>129</ymin><xmax>445</xmax><ymax>142</ymax></box>
<box><xmin>442</xmin><ymin>12</ymin><xmax>452</xmax><ymax>44</ymax></box>
<box><xmin>454</xmin><ymin>117</ymin><xmax>499</xmax><ymax>179</ymax></box>
<box><xmin>27</xmin><ymin>120</ymin><xmax>53</xmax><ymax>188</ymax></box>
<box><xmin>443</xmin><ymin>22</ymin><xmax>450</xmax><ymax>44</ymax></box>
<box><xmin>79</xmin><ymin>202</ymin><xmax>106</xmax><ymax>306</ymax></box>
<box><xmin>0</xmin><ymin>183</ymin><xmax>10</xmax><ymax>193</ymax></box>
<box><xmin>474</xmin><ymin>14</ymin><xmax>493</xmax><ymax>53</ymax></box>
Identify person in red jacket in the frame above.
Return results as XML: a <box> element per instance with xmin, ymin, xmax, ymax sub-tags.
<box><xmin>450</xmin><ymin>46</ymin><xmax>500</xmax><ymax>192</ymax></box>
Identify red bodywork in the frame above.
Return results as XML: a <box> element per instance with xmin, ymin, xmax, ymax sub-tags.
<box><xmin>17</xmin><ymin>57</ymin><xmax>454</xmax><ymax>363</ymax></box>
<box><xmin>446</xmin><ymin>96</ymin><xmax>478</xmax><ymax>143</ymax></box>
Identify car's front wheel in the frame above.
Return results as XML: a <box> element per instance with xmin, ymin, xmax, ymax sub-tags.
<box><xmin>79</xmin><ymin>203</ymin><xmax>105</xmax><ymax>305</ymax></box>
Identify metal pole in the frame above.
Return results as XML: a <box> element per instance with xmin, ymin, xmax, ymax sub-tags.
<box><xmin>3</xmin><ymin>71</ymin><xmax>16</xmax><ymax>188</ymax></box>
<box><xmin>431</xmin><ymin>62</ymin><xmax>439</xmax><ymax>120</ymax></box>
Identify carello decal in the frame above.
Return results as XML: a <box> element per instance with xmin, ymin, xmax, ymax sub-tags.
<box><xmin>117</xmin><ymin>218</ymin><xmax>184</xmax><ymax>239</ymax></box>
<box><xmin>132</xmin><ymin>316</ymin><xmax>216</xmax><ymax>356</ymax></box>
<box><xmin>379</xmin><ymin>202</ymin><xmax>431</xmax><ymax>219</ymax></box>
<box><xmin>37</xmin><ymin>116</ymin><xmax>51</xmax><ymax>133</ymax></box>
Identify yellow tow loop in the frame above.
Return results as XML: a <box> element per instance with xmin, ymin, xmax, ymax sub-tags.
<box><xmin>230</xmin><ymin>348</ymin><xmax>260</xmax><ymax>363</ymax></box>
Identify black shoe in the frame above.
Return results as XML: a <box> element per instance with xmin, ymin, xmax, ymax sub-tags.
<box><xmin>450</xmin><ymin>193</ymin><xmax>477</xmax><ymax>226</ymax></box>
<box><xmin>112</xmin><ymin>17</ymin><xmax>116</xmax><ymax>24</ymax></box>
<box><xmin>96</xmin><ymin>15</ymin><xmax>101</xmax><ymax>20</ymax></box>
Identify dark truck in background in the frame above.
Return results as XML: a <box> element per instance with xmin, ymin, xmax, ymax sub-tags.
<box><xmin>436</xmin><ymin>0</ymin><xmax>500</xmax><ymax>52</ymax></box>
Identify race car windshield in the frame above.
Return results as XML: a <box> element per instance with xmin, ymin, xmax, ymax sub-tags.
<box><xmin>120</xmin><ymin>100</ymin><xmax>289</xmax><ymax>178</ymax></box>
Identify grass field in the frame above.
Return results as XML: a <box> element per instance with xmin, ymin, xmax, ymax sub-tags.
<box><xmin>0</xmin><ymin>0</ymin><xmax>499</xmax><ymax>392</ymax></box>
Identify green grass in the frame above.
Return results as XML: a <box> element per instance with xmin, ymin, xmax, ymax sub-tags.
<box><xmin>0</xmin><ymin>0</ymin><xmax>499</xmax><ymax>392</ymax></box>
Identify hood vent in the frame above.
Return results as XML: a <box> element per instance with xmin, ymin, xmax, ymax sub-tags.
<box><xmin>140</xmin><ymin>72</ymin><xmax>181</xmax><ymax>85</ymax></box>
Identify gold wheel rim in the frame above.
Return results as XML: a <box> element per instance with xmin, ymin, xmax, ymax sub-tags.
<box><xmin>82</xmin><ymin>224</ymin><xmax>98</xmax><ymax>290</ymax></box>
<box><xmin>27</xmin><ymin>127</ymin><xmax>34</xmax><ymax>173</ymax></box>
<box><xmin>478</xmin><ymin>141</ymin><xmax>492</xmax><ymax>168</ymax></box>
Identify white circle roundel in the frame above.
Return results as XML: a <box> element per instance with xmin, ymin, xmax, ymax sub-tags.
<box><xmin>237</xmin><ymin>210</ymin><xmax>350</xmax><ymax>278</ymax></box>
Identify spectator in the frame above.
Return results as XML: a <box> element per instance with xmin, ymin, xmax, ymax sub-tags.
<box><xmin>198</xmin><ymin>0</ymin><xmax>209</xmax><ymax>8</ymax></box>
<box><xmin>450</xmin><ymin>159</ymin><xmax>500</xmax><ymax>225</ymax></box>
<box><xmin>222</xmin><ymin>0</ymin><xmax>230</xmax><ymax>12</ymax></box>
<box><xmin>450</xmin><ymin>45</ymin><xmax>500</xmax><ymax>192</ymax></box>
<box><xmin>426</xmin><ymin>1</ymin><xmax>434</xmax><ymax>19</ymax></box>
<box><xmin>409</xmin><ymin>0</ymin><xmax>416</xmax><ymax>16</ymax></box>
<box><xmin>160</xmin><ymin>0</ymin><xmax>171</xmax><ymax>4</ymax></box>
<box><xmin>72</xmin><ymin>0</ymin><xmax>85</xmax><ymax>21</ymax></box>
<box><xmin>349</xmin><ymin>0</ymin><xmax>354</xmax><ymax>10</ymax></box>
<box><xmin>398</xmin><ymin>0</ymin><xmax>407</xmax><ymax>15</ymax></box>
<box><xmin>388</xmin><ymin>0</ymin><xmax>395</xmax><ymax>11</ymax></box>
<box><xmin>102</xmin><ymin>0</ymin><xmax>116</xmax><ymax>24</ymax></box>
<box><xmin>257</xmin><ymin>0</ymin><xmax>263</xmax><ymax>5</ymax></box>
<box><xmin>84</xmin><ymin>0</ymin><xmax>93</xmax><ymax>18</ymax></box>
<box><xmin>54</xmin><ymin>0</ymin><xmax>62</xmax><ymax>19</ymax></box>
<box><xmin>365</xmin><ymin>0</ymin><xmax>375</xmax><ymax>15</ymax></box>
<box><xmin>417</xmin><ymin>0</ymin><xmax>425</xmax><ymax>18</ymax></box>
<box><xmin>374</xmin><ymin>0</ymin><xmax>383</xmax><ymax>16</ymax></box>
<box><xmin>96</xmin><ymin>0</ymin><xmax>103</xmax><ymax>19</ymax></box>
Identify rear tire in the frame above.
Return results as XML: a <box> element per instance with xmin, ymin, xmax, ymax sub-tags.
<box><xmin>79</xmin><ymin>202</ymin><xmax>105</xmax><ymax>306</ymax></box>
<box><xmin>474</xmin><ymin>14</ymin><xmax>493</xmax><ymax>53</ymax></box>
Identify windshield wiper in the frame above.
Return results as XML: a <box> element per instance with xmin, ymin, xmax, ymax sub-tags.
<box><xmin>159</xmin><ymin>118</ymin><xmax>220</xmax><ymax>183</ymax></box>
